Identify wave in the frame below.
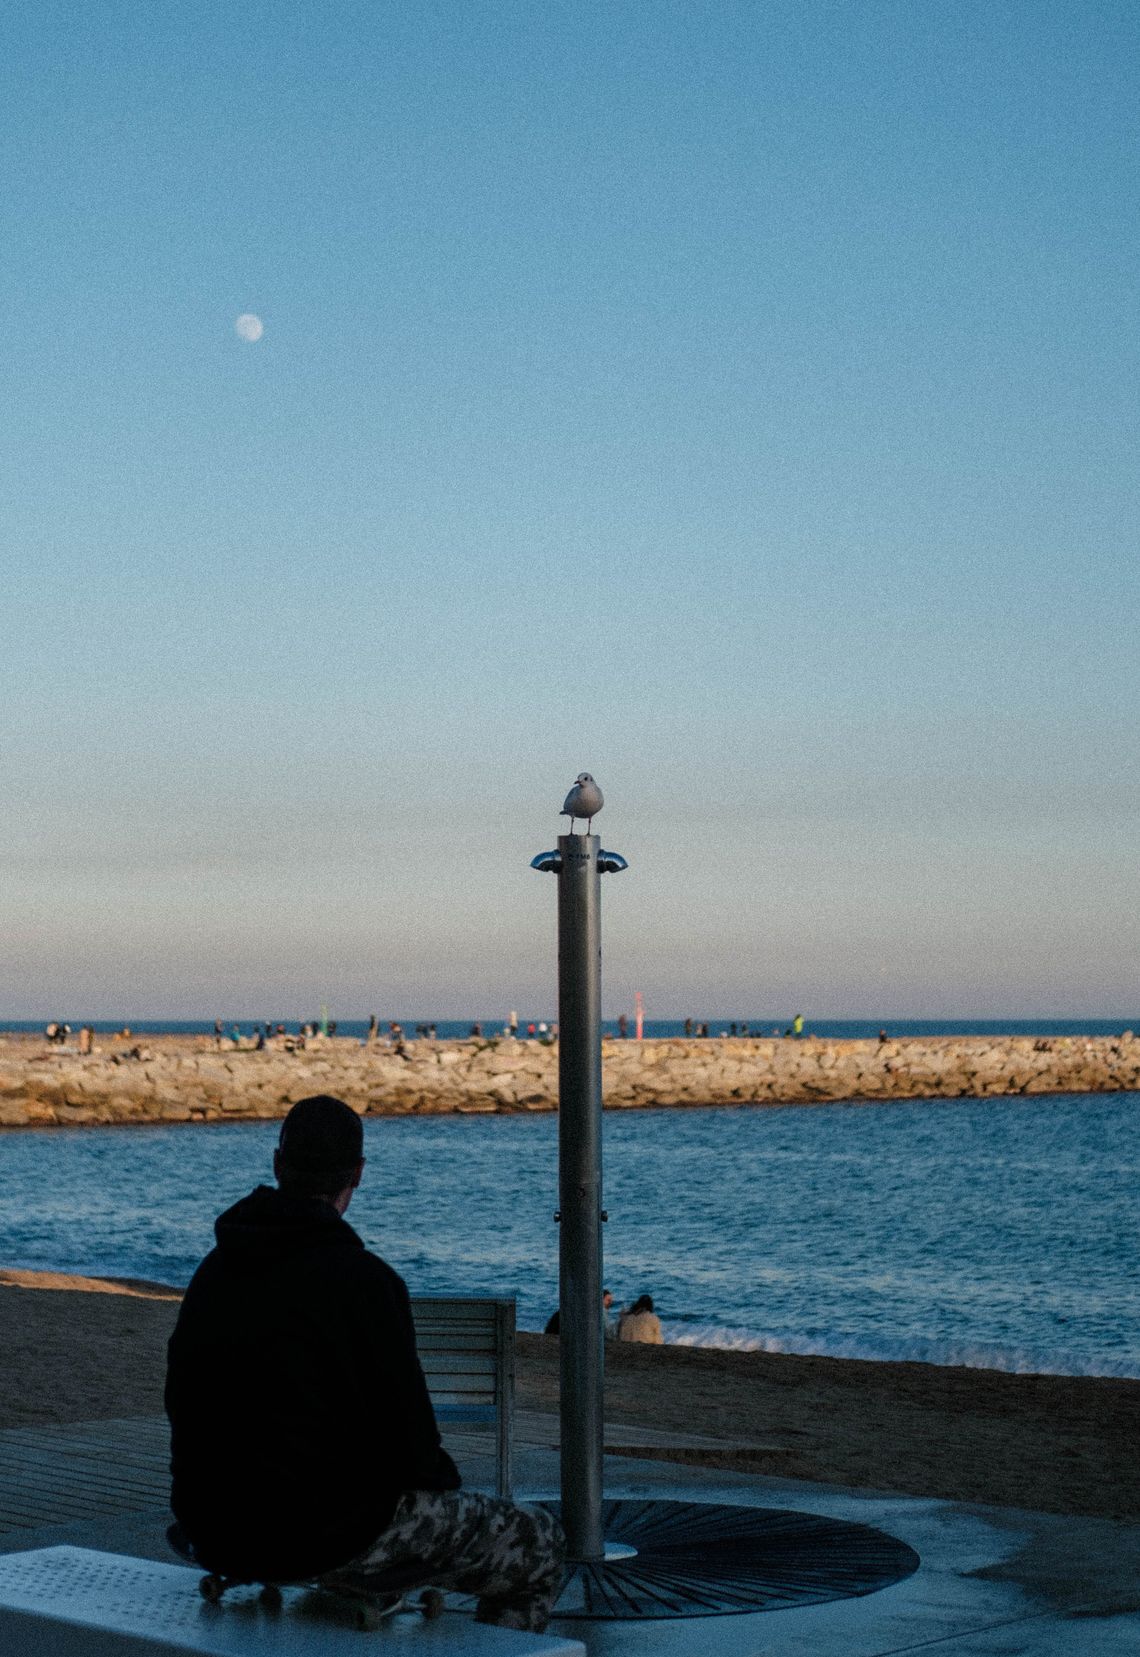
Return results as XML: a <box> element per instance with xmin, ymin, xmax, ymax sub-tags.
<box><xmin>658</xmin><ymin>1320</ymin><xmax>1140</xmax><ymax>1380</ymax></box>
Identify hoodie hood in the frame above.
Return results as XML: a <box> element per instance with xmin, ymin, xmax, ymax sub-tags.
<box><xmin>213</xmin><ymin>1184</ymin><xmax>364</xmax><ymax>1265</ymax></box>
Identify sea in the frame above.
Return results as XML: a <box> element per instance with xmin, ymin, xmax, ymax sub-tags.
<box><xmin>1</xmin><ymin>1018</ymin><xmax>1136</xmax><ymax>1381</ymax></box>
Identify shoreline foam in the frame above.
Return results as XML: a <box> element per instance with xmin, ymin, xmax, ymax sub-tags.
<box><xmin>660</xmin><ymin>1319</ymin><xmax>1140</xmax><ymax>1381</ymax></box>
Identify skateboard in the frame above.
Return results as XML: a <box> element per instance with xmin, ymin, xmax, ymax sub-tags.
<box><xmin>168</xmin><ymin>1525</ymin><xmax>446</xmax><ymax>1631</ymax></box>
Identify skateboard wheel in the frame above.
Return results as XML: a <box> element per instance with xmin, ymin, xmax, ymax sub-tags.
<box><xmin>354</xmin><ymin>1602</ymin><xmax>385</xmax><ymax>1630</ymax></box>
<box><xmin>420</xmin><ymin>1588</ymin><xmax>445</xmax><ymax>1619</ymax></box>
<box><xmin>199</xmin><ymin>1574</ymin><xmax>225</xmax><ymax>1603</ymax></box>
<box><xmin>259</xmin><ymin>1584</ymin><xmax>283</xmax><ymax>1611</ymax></box>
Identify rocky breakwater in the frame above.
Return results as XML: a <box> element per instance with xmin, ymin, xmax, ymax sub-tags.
<box><xmin>601</xmin><ymin>1033</ymin><xmax>1140</xmax><ymax>1109</ymax></box>
<box><xmin>0</xmin><ymin>1031</ymin><xmax>1137</xmax><ymax>1128</ymax></box>
<box><xmin>0</xmin><ymin>1035</ymin><xmax>558</xmax><ymax>1128</ymax></box>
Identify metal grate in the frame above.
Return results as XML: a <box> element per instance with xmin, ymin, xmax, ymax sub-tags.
<box><xmin>543</xmin><ymin>1498</ymin><xmax>920</xmax><ymax>1620</ymax></box>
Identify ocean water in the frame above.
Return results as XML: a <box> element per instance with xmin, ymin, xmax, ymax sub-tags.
<box><xmin>1</xmin><ymin>1093</ymin><xmax>1135</xmax><ymax>1379</ymax></box>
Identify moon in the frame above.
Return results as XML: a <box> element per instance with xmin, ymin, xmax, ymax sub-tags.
<box><xmin>234</xmin><ymin>313</ymin><xmax>264</xmax><ymax>343</ymax></box>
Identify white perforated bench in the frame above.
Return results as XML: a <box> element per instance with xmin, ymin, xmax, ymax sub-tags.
<box><xmin>0</xmin><ymin>1548</ymin><xmax>584</xmax><ymax>1656</ymax></box>
<box><xmin>411</xmin><ymin>1298</ymin><xmax>515</xmax><ymax>1500</ymax></box>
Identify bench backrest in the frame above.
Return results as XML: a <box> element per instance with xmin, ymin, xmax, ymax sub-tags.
<box><xmin>410</xmin><ymin>1296</ymin><xmax>515</xmax><ymax>1500</ymax></box>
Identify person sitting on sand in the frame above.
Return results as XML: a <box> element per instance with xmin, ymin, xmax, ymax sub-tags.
<box><xmin>617</xmin><ymin>1293</ymin><xmax>664</xmax><ymax>1344</ymax></box>
<box><xmin>545</xmin><ymin>1288</ymin><xmax>615</xmax><ymax>1340</ymax></box>
<box><xmin>165</xmin><ymin>1094</ymin><xmax>565</xmax><ymax>1631</ymax></box>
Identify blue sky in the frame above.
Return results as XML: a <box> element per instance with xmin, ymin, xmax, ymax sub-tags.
<box><xmin>1</xmin><ymin>1</ymin><xmax>1136</xmax><ymax>1020</ymax></box>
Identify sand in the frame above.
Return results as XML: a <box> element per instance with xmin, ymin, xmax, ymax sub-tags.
<box><xmin>519</xmin><ymin>1334</ymin><xmax>1140</xmax><ymax>1521</ymax></box>
<box><xmin>0</xmin><ymin>1272</ymin><xmax>1135</xmax><ymax>1521</ymax></box>
<box><xmin>0</xmin><ymin>1270</ymin><xmax>182</xmax><ymax>1433</ymax></box>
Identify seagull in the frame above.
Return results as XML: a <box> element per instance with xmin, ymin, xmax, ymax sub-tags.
<box><xmin>561</xmin><ymin>772</ymin><xmax>604</xmax><ymax>833</ymax></box>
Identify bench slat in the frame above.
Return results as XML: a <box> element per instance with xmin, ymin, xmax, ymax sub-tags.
<box><xmin>418</xmin><ymin>1356</ymin><xmax>499</xmax><ymax>1373</ymax></box>
<box><xmin>411</xmin><ymin>1299</ymin><xmax>502</xmax><ymax>1319</ymax></box>
<box><xmin>415</xmin><ymin>1330</ymin><xmax>497</xmax><ymax>1347</ymax></box>
<box><xmin>413</xmin><ymin>1309</ymin><xmax>501</xmax><ymax>1323</ymax></box>
<box><xmin>422</xmin><ymin>1378</ymin><xmax>498</xmax><ymax>1397</ymax></box>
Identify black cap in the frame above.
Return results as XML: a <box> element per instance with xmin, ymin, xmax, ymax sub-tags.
<box><xmin>277</xmin><ymin>1095</ymin><xmax>363</xmax><ymax>1178</ymax></box>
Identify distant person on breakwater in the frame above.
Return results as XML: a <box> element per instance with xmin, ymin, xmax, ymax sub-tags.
<box><xmin>166</xmin><ymin>1095</ymin><xmax>565</xmax><ymax>1631</ymax></box>
<box><xmin>793</xmin><ymin>1013</ymin><xmax>804</xmax><ymax>1038</ymax></box>
<box><xmin>617</xmin><ymin>1295</ymin><xmax>664</xmax><ymax>1345</ymax></box>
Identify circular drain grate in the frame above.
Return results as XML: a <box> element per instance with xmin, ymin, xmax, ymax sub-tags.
<box><xmin>541</xmin><ymin>1498</ymin><xmax>920</xmax><ymax>1620</ymax></box>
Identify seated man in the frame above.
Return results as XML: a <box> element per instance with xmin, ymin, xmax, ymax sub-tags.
<box><xmin>165</xmin><ymin>1094</ymin><xmax>564</xmax><ymax>1631</ymax></box>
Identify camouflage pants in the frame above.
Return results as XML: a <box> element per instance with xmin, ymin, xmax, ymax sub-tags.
<box><xmin>330</xmin><ymin>1489</ymin><xmax>565</xmax><ymax>1632</ymax></box>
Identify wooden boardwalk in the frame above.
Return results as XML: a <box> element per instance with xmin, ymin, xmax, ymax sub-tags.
<box><xmin>0</xmin><ymin>1411</ymin><xmax>753</xmax><ymax>1543</ymax></box>
<box><xmin>0</xmin><ymin>1417</ymin><xmax>170</xmax><ymax>1537</ymax></box>
<box><xmin>0</xmin><ymin>1416</ymin><xmax>502</xmax><ymax>1541</ymax></box>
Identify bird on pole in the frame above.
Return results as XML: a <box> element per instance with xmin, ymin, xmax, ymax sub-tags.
<box><xmin>561</xmin><ymin>772</ymin><xmax>604</xmax><ymax>834</ymax></box>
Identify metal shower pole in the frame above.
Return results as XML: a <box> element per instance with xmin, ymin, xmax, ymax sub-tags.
<box><xmin>525</xmin><ymin>810</ymin><xmax>914</xmax><ymax>1622</ymax></box>
<box><xmin>556</xmin><ymin>832</ymin><xmax>604</xmax><ymax>1561</ymax></box>
<box><xmin>527</xmin><ymin>802</ymin><xmax>915</xmax><ymax>1623</ymax></box>
<box><xmin>532</xmin><ymin>830</ymin><xmax>626</xmax><ymax>1564</ymax></box>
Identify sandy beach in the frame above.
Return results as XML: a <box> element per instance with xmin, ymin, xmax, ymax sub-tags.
<box><xmin>0</xmin><ymin>1270</ymin><xmax>1134</xmax><ymax>1522</ymax></box>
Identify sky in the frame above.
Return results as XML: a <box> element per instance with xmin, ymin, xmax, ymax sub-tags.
<box><xmin>1</xmin><ymin>1</ymin><xmax>1137</xmax><ymax>1021</ymax></box>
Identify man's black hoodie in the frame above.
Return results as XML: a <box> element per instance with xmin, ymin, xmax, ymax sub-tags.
<box><xmin>166</xmin><ymin>1185</ymin><xmax>459</xmax><ymax>1582</ymax></box>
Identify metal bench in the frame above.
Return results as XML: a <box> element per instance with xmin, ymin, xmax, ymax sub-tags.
<box><xmin>411</xmin><ymin>1297</ymin><xmax>515</xmax><ymax>1500</ymax></box>
<box><xmin>0</xmin><ymin>1547</ymin><xmax>585</xmax><ymax>1654</ymax></box>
